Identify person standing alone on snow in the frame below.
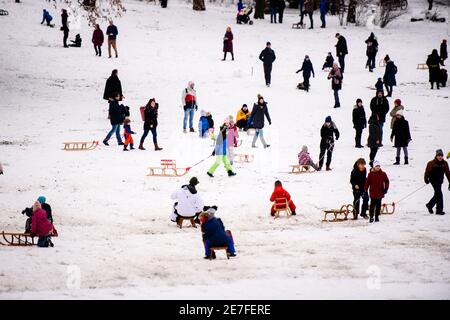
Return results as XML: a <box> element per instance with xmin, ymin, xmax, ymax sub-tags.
<box><xmin>352</xmin><ymin>98</ymin><xmax>367</xmax><ymax>148</ymax></box>
<box><xmin>61</xmin><ymin>9</ymin><xmax>69</xmax><ymax>48</ymax></box>
<box><xmin>320</xmin><ymin>0</ymin><xmax>327</xmax><ymax>28</ymax></box>
<box><xmin>364</xmin><ymin>161</ymin><xmax>389</xmax><ymax>223</ymax></box>
<box><xmin>182</xmin><ymin>81</ymin><xmax>198</xmax><ymax>133</ymax></box>
<box><xmin>259</xmin><ymin>42</ymin><xmax>276</xmax><ymax>87</ymax></box>
<box><xmin>350</xmin><ymin>158</ymin><xmax>369</xmax><ymax>220</ymax></box>
<box><xmin>335</xmin><ymin>33</ymin><xmax>348</xmax><ymax>73</ymax></box>
<box><xmin>92</xmin><ymin>24</ymin><xmax>104</xmax><ymax>57</ymax></box>
<box><xmin>365</xmin><ymin>32</ymin><xmax>378</xmax><ymax>72</ymax></box>
<box><xmin>318</xmin><ymin>116</ymin><xmax>339</xmax><ymax>171</ymax></box>
<box><xmin>296</xmin><ymin>55</ymin><xmax>315</xmax><ymax>92</ymax></box>
<box><xmin>106</xmin><ymin>20</ymin><xmax>119</xmax><ymax>58</ymax></box>
<box><xmin>390</xmin><ymin>110</ymin><xmax>411</xmax><ymax>165</ymax></box>
<box><xmin>222</xmin><ymin>27</ymin><xmax>234</xmax><ymax>61</ymax></box>
<box><xmin>425</xmin><ymin>149</ymin><xmax>450</xmax><ymax>215</ymax></box>
<box><xmin>250</xmin><ymin>95</ymin><xmax>271</xmax><ymax>148</ymax></box>
<box><xmin>327</xmin><ymin>62</ymin><xmax>343</xmax><ymax>108</ymax></box>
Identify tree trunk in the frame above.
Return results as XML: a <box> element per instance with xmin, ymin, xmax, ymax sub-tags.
<box><xmin>193</xmin><ymin>0</ymin><xmax>206</xmax><ymax>11</ymax></box>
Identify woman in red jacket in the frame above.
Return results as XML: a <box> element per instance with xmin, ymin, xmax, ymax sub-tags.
<box><xmin>270</xmin><ymin>180</ymin><xmax>296</xmax><ymax>216</ymax></box>
<box><xmin>92</xmin><ymin>24</ymin><xmax>104</xmax><ymax>57</ymax></box>
<box><xmin>31</xmin><ymin>201</ymin><xmax>54</xmax><ymax>247</ymax></box>
<box><xmin>364</xmin><ymin>161</ymin><xmax>389</xmax><ymax>223</ymax></box>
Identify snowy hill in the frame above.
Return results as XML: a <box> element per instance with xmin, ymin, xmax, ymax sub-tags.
<box><xmin>0</xmin><ymin>0</ymin><xmax>449</xmax><ymax>299</ymax></box>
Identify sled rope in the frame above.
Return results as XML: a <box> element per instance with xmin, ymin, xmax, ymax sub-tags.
<box><xmin>186</xmin><ymin>154</ymin><xmax>213</xmax><ymax>171</ymax></box>
<box><xmin>394</xmin><ymin>184</ymin><xmax>427</xmax><ymax>205</ymax></box>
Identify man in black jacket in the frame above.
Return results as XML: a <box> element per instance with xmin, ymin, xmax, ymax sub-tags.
<box><xmin>425</xmin><ymin>149</ymin><xmax>450</xmax><ymax>215</ymax></box>
<box><xmin>296</xmin><ymin>55</ymin><xmax>315</xmax><ymax>92</ymax></box>
<box><xmin>103</xmin><ymin>69</ymin><xmax>123</xmax><ymax>101</ymax></box>
<box><xmin>259</xmin><ymin>42</ymin><xmax>276</xmax><ymax>87</ymax></box>
<box><xmin>61</xmin><ymin>9</ymin><xmax>69</xmax><ymax>48</ymax></box>
<box><xmin>335</xmin><ymin>33</ymin><xmax>348</xmax><ymax>73</ymax></box>
<box><xmin>370</xmin><ymin>90</ymin><xmax>389</xmax><ymax>146</ymax></box>
<box><xmin>352</xmin><ymin>98</ymin><xmax>367</xmax><ymax>148</ymax></box>
<box><xmin>318</xmin><ymin>116</ymin><xmax>339</xmax><ymax>171</ymax></box>
<box><xmin>350</xmin><ymin>158</ymin><xmax>369</xmax><ymax>219</ymax></box>
<box><xmin>250</xmin><ymin>95</ymin><xmax>271</xmax><ymax>148</ymax></box>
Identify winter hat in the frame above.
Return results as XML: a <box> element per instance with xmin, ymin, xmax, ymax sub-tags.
<box><xmin>123</xmin><ymin>118</ymin><xmax>131</xmax><ymax>124</ymax></box>
<box><xmin>394</xmin><ymin>98</ymin><xmax>401</xmax><ymax>106</ymax></box>
<box><xmin>396</xmin><ymin>110</ymin><xmax>403</xmax><ymax>116</ymax></box>
<box><xmin>305</xmin><ymin>55</ymin><xmax>309</xmax><ymax>59</ymax></box>
<box><xmin>301</xmin><ymin>145</ymin><xmax>308</xmax><ymax>152</ymax></box>
<box><xmin>325</xmin><ymin>116</ymin><xmax>332</xmax><ymax>123</ymax></box>
<box><xmin>373</xmin><ymin>160</ymin><xmax>381</xmax><ymax>167</ymax></box>
<box><xmin>189</xmin><ymin>177</ymin><xmax>199</xmax><ymax>186</ymax></box>
<box><xmin>37</xmin><ymin>196</ymin><xmax>46</xmax><ymax>204</ymax></box>
<box><xmin>356</xmin><ymin>98</ymin><xmax>362</xmax><ymax>104</ymax></box>
<box><xmin>436</xmin><ymin>149</ymin><xmax>444</xmax><ymax>157</ymax></box>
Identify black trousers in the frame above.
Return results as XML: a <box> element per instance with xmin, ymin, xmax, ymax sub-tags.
<box><xmin>94</xmin><ymin>45</ymin><xmax>102</xmax><ymax>56</ymax></box>
<box><xmin>63</xmin><ymin>30</ymin><xmax>69</xmax><ymax>47</ymax></box>
<box><xmin>369</xmin><ymin>198</ymin><xmax>382</xmax><ymax>218</ymax></box>
<box><xmin>353</xmin><ymin>190</ymin><xmax>369</xmax><ymax>216</ymax></box>
<box><xmin>428</xmin><ymin>183</ymin><xmax>443</xmax><ymax>213</ymax></box>
<box><xmin>338</xmin><ymin>54</ymin><xmax>346</xmax><ymax>73</ymax></box>
<box><xmin>366</xmin><ymin>53</ymin><xmax>376</xmax><ymax>70</ymax></box>
<box><xmin>303</xmin><ymin>74</ymin><xmax>310</xmax><ymax>91</ymax></box>
<box><xmin>355</xmin><ymin>128</ymin><xmax>363</xmax><ymax>146</ymax></box>
<box><xmin>263</xmin><ymin>64</ymin><xmax>272</xmax><ymax>85</ymax></box>
<box><xmin>385</xmin><ymin>84</ymin><xmax>393</xmax><ymax>96</ymax></box>
<box><xmin>278</xmin><ymin>9</ymin><xmax>284</xmax><ymax>23</ymax></box>
<box><xmin>236</xmin><ymin>119</ymin><xmax>247</xmax><ymax>130</ymax></box>
<box><xmin>319</xmin><ymin>143</ymin><xmax>333</xmax><ymax>168</ymax></box>
<box><xmin>369</xmin><ymin>146</ymin><xmax>378</xmax><ymax>163</ymax></box>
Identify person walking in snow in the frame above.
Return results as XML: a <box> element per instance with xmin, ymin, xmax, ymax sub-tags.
<box><xmin>103</xmin><ymin>92</ymin><xmax>124</xmax><ymax>146</ymax></box>
<box><xmin>350</xmin><ymin>158</ymin><xmax>369</xmax><ymax>220</ymax></box>
<box><xmin>139</xmin><ymin>98</ymin><xmax>162</xmax><ymax>151</ymax></box>
<box><xmin>236</xmin><ymin>104</ymin><xmax>250</xmax><ymax>131</ymax></box>
<box><xmin>424</xmin><ymin>149</ymin><xmax>450</xmax><ymax>215</ymax></box>
<box><xmin>182</xmin><ymin>81</ymin><xmax>198</xmax><ymax>133</ymax></box>
<box><xmin>259</xmin><ymin>42</ymin><xmax>276</xmax><ymax>87</ymax></box>
<box><xmin>222</xmin><ymin>27</ymin><xmax>234</xmax><ymax>61</ymax></box>
<box><xmin>207</xmin><ymin>120</ymin><xmax>236</xmax><ymax>177</ymax></box>
<box><xmin>389</xmin><ymin>98</ymin><xmax>404</xmax><ymax>130</ymax></box>
<box><xmin>270</xmin><ymin>180</ymin><xmax>297</xmax><ymax>216</ymax></box>
<box><xmin>41</xmin><ymin>9</ymin><xmax>53</xmax><ymax>26</ymax></box>
<box><xmin>383</xmin><ymin>55</ymin><xmax>397</xmax><ymax>96</ymax></box>
<box><xmin>322</xmin><ymin>52</ymin><xmax>334</xmax><ymax>70</ymax></box>
<box><xmin>426</xmin><ymin>49</ymin><xmax>441</xmax><ymax>90</ymax></box>
<box><xmin>367</xmin><ymin>114</ymin><xmax>381</xmax><ymax>168</ymax></box>
<box><xmin>61</xmin><ymin>9</ymin><xmax>69</xmax><ymax>48</ymax></box>
<box><xmin>364</xmin><ymin>161</ymin><xmax>389</xmax><ymax>223</ymax></box>
<box><xmin>103</xmin><ymin>69</ymin><xmax>123</xmax><ymax>101</ymax></box>
<box><xmin>352</xmin><ymin>98</ymin><xmax>367</xmax><ymax>148</ymax></box>
<box><xmin>170</xmin><ymin>177</ymin><xmax>204</xmax><ymax>225</ymax></box>
<box><xmin>319</xmin><ymin>0</ymin><xmax>327</xmax><ymax>28</ymax></box>
<box><xmin>122</xmin><ymin>118</ymin><xmax>135</xmax><ymax>151</ymax></box>
<box><xmin>199</xmin><ymin>210</ymin><xmax>236</xmax><ymax>259</ymax></box>
<box><xmin>296</xmin><ymin>55</ymin><xmax>315</xmax><ymax>92</ymax></box>
<box><xmin>318</xmin><ymin>116</ymin><xmax>339</xmax><ymax>171</ymax></box>
<box><xmin>92</xmin><ymin>24</ymin><xmax>104</xmax><ymax>57</ymax></box>
<box><xmin>390</xmin><ymin>110</ymin><xmax>411</xmax><ymax>165</ymax></box>
<box><xmin>440</xmin><ymin>39</ymin><xmax>447</xmax><ymax>66</ymax></box>
<box><xmin>298</xmin><ymin>145</ymin><xmax>319</xmax><ymax>171</ymax></box>
<box><xmin>365</xmin><ymin>32</ymin><xmax>378</xmax><ymax>72</ymax></box>
<box><xmin>250</xmin><ymin>95</ymin><xmax>272</xmax><ymax>148</ymax></box>
<box><xmin>327</xmin><ymin>62</ymin><xmax>343</xmax><ymax>108</ymax></box>
<box><xmin>106</xmin><ymin>20</ymin><xmax>119</xmax><ymax>58</ymax></box>
<box><xmin>335</xmin><ymin>33</ymin><xmax>348</xmax><ymax>73</ymax></box>
<box><xmin>370</xmin><ymin>90</ymin><xmax>389</xmax><ymax>145</ymax></box>
<box><xmin>269</xmin><ymin>0</ymin><xmax>278</xmax><ymax>23</ymax></box>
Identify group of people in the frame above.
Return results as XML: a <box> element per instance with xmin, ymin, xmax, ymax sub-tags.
<box><xmin>426</xmin><ymin>40</ymin><xmax>448</xmax><ymax>90</ymax></box>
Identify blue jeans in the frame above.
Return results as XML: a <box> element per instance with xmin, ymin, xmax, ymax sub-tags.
<box><xmin>104</xmin><ymin>124</ymin><xmax>122</xmax><ymax>143</ymax></box>
<box><xmin>252</xmin><ymin>128</ymin><xmax>268</xmax><ymax>147</ymax></box>
<box><xmin>320</xmin><ymin>13</ymin><xmax>326</xmax><ymax>27</ymax></box>
<box><xmin>183</xmin><ymin>108</ymin><xmax>195</xmax><ymax>129</ymax></box>
<box><xmin>37</xmin><ymin>235</ymin><xmax>52</xmax><ymax>247</ymax></box>
<box><xmin>333</xmin><ymin>90</ymin><xmax>340</xmax><ymax>107</ymax></box>
<box><xmin>270</xmin><ymin>7</ymin><xmax>277</xmax><ymax>23</ymax></box>
<box><xmin>204</xmin><ymin>235</ymin><xmax>235</xmax><ymax>256</ymax></box>
<box><xmin>140</xmin><ymin>127</ymin><xmax>157</xmax><ymax>144</ymax></box>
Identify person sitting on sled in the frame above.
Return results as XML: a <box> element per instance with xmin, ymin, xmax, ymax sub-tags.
<box><xmin>198</xmin><ymin>110</ymin><xmax>214</xmax><ymax>138</ymax></box>
<box><xmin>170</xmin><ymin>177</ymin><xmax>204</xmax><ymax>225</ymax></box>
<box><xmin>69</xmin><ymin>34</ymin><xmax>82</xmax><ymax>47</ymax></box>
<box><xmin>199</xmin><ymin>210</ymin><xmax>236</xmax><ymax>259</ymax></box>
<box><xmin>298</xmin><ymin>145</ymin><xmax>320</xmax><ymax>171</ymax></box>
<box><xmin>31</xmin><ymin>201</ymin><xmax>54</xmax><ymax>247</ymax></box>
<box><xmin>207</xmin><ymin>119</ymin><xmax>236</xmax><ymax>177</ymax></box>
<box><xmin>236</xmin><ymin>104</ymin><xmax>250</xmax><ymax>131</ymax></box>
<box><xmin>322</xmin><ymin>52</ymin><xmax>334</xmax><ymax>70</ymax></box>
<box><xmin>270</xmin><ymin>180</ymin><xmax>297</xmax><ymax>216</ymax></box>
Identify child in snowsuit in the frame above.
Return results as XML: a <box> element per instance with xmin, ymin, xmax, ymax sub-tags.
<box><xmin>364</xmin><ymin>160</ymin><xmax>389</xmax><ymax>223</ymax></box>
<box><xmin>298</xmin><ymin>145</ymin><xmax>319</xmax><ymax>171</ymax></box>
<box><xmin>207</xmin><ymin>121</ymin><xmax>236</xmax><ymax>177</ymax></box>
<box><xmin>270</xmin><ymin>180</ymin><xmax>297</xmax><ymax>216</ymax></box>
<box><xmin>199</xmin><ymin>110</ymin><xmax>210</xmax><ymax>138</ymax></box>
<box><xmin>123</xmin><ymin>118</ymin><xmax>135</xmax><ymax>151</ymax></box>
<box><xmin>236</xmin><ymin>104</ymin><xmax>250</xmax><ymax>131</ymax></box>
<box><xmin>350</xmin><ymin>158</ymin><xmax>369</xmax><ymax>219</ymax></box>
<box><xmin>440</xmin><ymin>68</ymin><xmax>447</xmax><ymax>87</ymax></box>
<box><xmin>226</xmin><ymin>116</ymin><xmax>239</xmax><ymax>165</ymax></box>
<box><xmin>69</xmin><ymin>34</ymin><xmax>82</xmax><ymax>47</ymax></box>
<box><xmin>322</xmin><ymin>52</ymin><xmax>334</xmax><ymax>70</ymax></box>
<box><xmin>199</xmin><ymin>211</ymin><xmax>236</xmax><ymax>259</ymax></box>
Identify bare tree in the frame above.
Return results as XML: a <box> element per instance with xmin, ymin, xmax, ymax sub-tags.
<box><xmin>375</xmin><ymin>1</ymin><xmax>404</xmax><ymax>28</ymax></box>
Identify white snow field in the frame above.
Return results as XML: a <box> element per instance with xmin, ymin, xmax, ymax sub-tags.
<box><xmin>0</xmin><ymin>0</ymin><xmax>449</xmax><ymax>299</ymax></box>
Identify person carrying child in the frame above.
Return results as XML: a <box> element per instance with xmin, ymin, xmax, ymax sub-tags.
<box><xmin>123</xmin><ymin>118</ymin><xmax>135</xmax><ymax>151</ymax></box>
<box><xmin>270</xmin><ymin>180</ymin><xmax>297</xmax><ymax>216</ymax></box>
<box><xmin>199</xmin><ymin>210</ymin><xmax>236</xmax><ymax>259</ymax></box>
<box><xmin>298</xmin><ymin>145</ymin><xmax>319</xmax><ymax>171</ymax></box>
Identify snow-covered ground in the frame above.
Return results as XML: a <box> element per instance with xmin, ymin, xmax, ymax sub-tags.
<box><xmin>0</xmin><ymin>0</ymin><xmax>449</xmax><ymax>299</ymax></box>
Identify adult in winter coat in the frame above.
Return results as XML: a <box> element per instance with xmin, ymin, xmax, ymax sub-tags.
<box><xmin>352</xmin><ymin>98</ymin><xmax>367</xmax><ymax>148</ymax></box>
<box><xmin>254</xmin><ymin>0</ymin><xmax>265</xmax><ymax>19</ymax></box>
<box><xmin>390</xmin><ymin>110</ymin><xmax>411</xmax><ymax>165</ymax></box>
<box><xmin>350</xmin><ymin>158</ymin><xmax>369</xmax><ymax>219</ymax></box>
<box><xmin>270</xmin><ymin>180</ymin><xmax>297</xmax><ymax>216</ymax></box>
<box><xmin>365</xmin><ymin>32</ymin><xmax>378</xmax><ymax>72</ymax></box>
<box><xmin>304</xmin><ymin>0</ymin><xmax>314</xmax><ymax>29</ymax></box>
<box><xmin>367</xmin><ymin>114</ymin><xmax>381</xmax><ymax>168</ymax></box>
<box><xmin>299</xmin><ymin>0</ymin><xmax>305</xmax><ymax>25</ymax></box>
<box><xmin>424</xmin><ymin>149</ymin><xmax>450</xmax><ymax>215</ymax></box>
<box><xmin>41</xmin><ymin>9</ymin><xmax>53</xmax><ymax>26</ymax></box>
<box><xmin>369</xmin><ymin>90</ymin><xmax>389</xmax><ymax>144</ymax></box>
<box><xmin>182</xmin><ymin>81</ymin><xmax>198</xmax><ymax>133</ymax></box>
<box><xmin>170</xmin><ymin>177</ymin><xmax>204</xmax><ymax>222</ymax></box>
<box><xmin>335</xmin><ymin>33</ymin><xmax>348</xmax><ymax>73</ymax></box>
<box><xmin>259</xmin><ymin>42</ymin><xmax>276</xmax><ymax>87</ymax></box>
<box><xmin>236</xmin><ymin>104</ymin><xmax>250</xmax><ymax>130</ymax></box>
<box><xmin>250</xmin><ymin>95</ymin><xmax>272</xmax><ymax>148</ymax></box>
<box><xmin>318</xmin><ymin>116</ymin><xmax>340</xmax><ymax>171</ymax></box>
<box><xmin>199</xmin><ymin>211</ymin><xmax>236</xmax><ymax>259</ymax></box>
<box><xmin>222</xmin><ymin>27</ymin><xmax>234</xmax><ymax>61</ymax></box>
<box><xmin>269</xmin><ymin>0</ymin><xmax>278</xmax><ymax>23</ymax></box>
<box><xmin>327</xmin><ymin>62</ymin><xmax>343</xmax><ymax>108</ymax></box>
<box><xmin>103</xmin><ymin>92</ymin><xmax>124</xmax><ymax>146</ymax></box>
<box><xmin>92</xmin><ymin>24</ymin><xmax>104</xmax><ymax>57</ymax></box>
<box><xmin>364</xmin><ymin>161</ymin><xmax>389</xmax><ymax>223</ymax></box>
<box><xmin>139</xmin><ymin>98</ymin><xmax>162</xmax><ymax>151</ymax></box>
<box><xmin>426</xmin><ymin>49</ymin><xmax>441</xmax><ymax>89</ymax></box>
<box><xmin>207</xmin><ymin>122</ymin><xmax>236</xmax><ymax>177</ymax></box>
<box><xmin>61</xmin><ymin>9</ymin><xmax>69</xmax><ymax>48</ymax></box>
<box><xmin>31</xmin><ymin>201</ymin><xmax>54</xmax><ymax>247</ymax></box>
<box><xmin>383</xmin><ymin>55</ymin><xmax>397</xmax><ymax>96</ymax></box>
<box><xmin>322</xmin><ymin>52</ymin><xmax>334</xmax><ymax>70</ymax></box>
<box><xmin>278</xmin><ymin>0</ymin><xmax>286</xmax><ymax>23</ymax></box>
<box><xmin>320</xmin><ymin>0</ymin><xmax>327</xmax><ymax>28</ymax></box>
<box><xmin>440</xmin><ymin>39</ymin><xmax>447</xmax><ymax>66</ymax></box>
<box><xmin>389</xmin><ymin>98</ymin><xmax>404</xmax><ymax>129</ymax></box>
<box><xmin>106</xmin><ymin>20</ymin><xmax>119</xmax><ymax>58</ymax></box>
<box><xmin>103</xmin><ymin>69</ymin><xmax>123</xmax><ymax>101</ymax></box>
<box><xmin>296</xmin><ymin>55</ymin><xmax>315</xmax><ymax>92</ymax></box>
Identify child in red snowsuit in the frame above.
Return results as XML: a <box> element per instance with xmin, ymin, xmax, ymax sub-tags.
<box><xmin>123</xmin><ymin>118</ymin><xmax>135</xmax><ymax>151</ymax></box>
<box><xmin>270</xmin><ymin>180</ymin><xmax>297</xmax><ymax>215</ymax></box>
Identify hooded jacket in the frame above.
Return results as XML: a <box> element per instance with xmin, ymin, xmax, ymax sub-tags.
<box><xmin>352</xmin><ymin>104</ymin><xmax>367</xmax><ymax>130</ymax></box>
<box><xmin>350</xmin><ymin>162</ymin><xmax>367</xmax><ymax>191</ymax></box>
<box><xmin>250</xmin><ymin>102</ymin><xmax>271</xmax><ymax>129</ymax></box>
<box><xmin>171</xmin><ymin>184</ymin><xmax>204</xmax><ymax>218</ymax></box>
<box><xmin>390</xmin><ymin>116</ymin><xmax>411</xmax><ymax>148</ymax></box>
<box><xmin>367</xmin><ymin>114</ymin><xmax>381</xmax><ymax>148</ymax></box>
<box><xmin>365</xmin><ymin>168</ymin><xmax>389</xmax><ymax>199</ymax></box>
<box><xmin>181</xmin><ymin>81</ymin><xmax>197</xmax><ymax>108</ymax></box>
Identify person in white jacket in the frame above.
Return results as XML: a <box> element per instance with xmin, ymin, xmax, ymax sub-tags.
<box><xmin>181</xmin><ymin>81</ymin><xmax>198</xmax><ymax>133</ymax></box>
<box><xmin>170</xmin><ymin>177</ymin><xmax>204</xmax><ymax>223</ymax></box>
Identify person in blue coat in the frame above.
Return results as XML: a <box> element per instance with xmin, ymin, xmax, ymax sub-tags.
<box><xmin>296</xmin><ymin>55</ymin><xmax>315</xmax><ymax>92</ymax></box>
<box><xmin>199</xmin><ymin>210</ymin><xmax>236</xmax><ymax>259</ymax></box>
<box><xmin>237</xmin><ymin>0</ymin><xmax>245</xmax><ymax>12</ymax></box>
<box><xmin>41</xmin><ymin>9</ymin><xmax>53</xmax><ymax>26</ymax></box>
<box><xmin>106</xmin><ymin>20</ymin><xmax>119</xmax><ymax>58</ymax></box>
<box><xmin>320</xmin><ymin>0</ymin><xmax>327</xmax><ymax>28</ymax></box>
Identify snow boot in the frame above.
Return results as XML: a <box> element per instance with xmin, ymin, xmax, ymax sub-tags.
<box><xmin>393</xmin><ymin>157</ymin><xmax>400</xmax><ymax>165</ymax></box>
<box><xmin>436</xmin><ymin>211</ymin><xmax>446</xmax><ymax>215</ymax></box>
<box><xmin>130</xmin><ymin>144</ymin><xmax>135</xmax><ymax>150</ymax></box>
<box><xmin>123</xmin><ymin>145</ymin><xmax>129</xmax><ymax>151</ymax></box>
<box><xmin>118</xmin><ymin>142</ymin><xmax>124</xmax><ymax>146</ymax></box>
<box><xmin>103</xmin><ymin>140</ymin><xmax>109</xmax><ymax>146</ymax></box>
<box><xmin>291</xmin><ymin>211</ymin><xmax>296</xmax><ymax>215</ymax></box>
<box><xmin>139</xmin><ymin>143</ymin><xmax>145</xmax><ymax>150</ymax></box>
<box><xmin>426</xmin><ymin>203</ymin><xmax>434</xmax><ymax>214</ymax></box>
<box><xmin>264</xmin><ymin>144</ymin><xmax>270</xmax><ymax>149</ymax></box>
<box><xmin>404</xmin><ymin>156</ymin><xmax>409</xmax><ymax>165</ymax></box>
<box><xmin>183</xmin><ymin>129</ymin><xmax>187</xmax><ymax>133</ymax></box>
<box><xmin>326</xmin><ymin>165</ymin><xmax>332</xmax><ymax>171</ymax></box>
<box><xmin>228</xmin><ymin>170</ymin><xmax>236</xmax><ymax>177</ymax></box>
<box><xmin>154</xmin><ymin>143</ymin><xmax>163</xmax><ymax>151</ymax></box>
<box><xmin>369</xmin><ymin>217</ymin><xmax>374</xmax><ymax>223</ymax></box>
<box><xmin>207</xmin><ymin>172</ymin><xmax>214</xmax><ymax>178</ymax></box>
<box><xmin>190</xmin><ymin>128</ymin><xmax>195</xmax><ymax>133</ymax></box>
<box><xmin>375</xmin><ymin>216</ymin><xmax>379</xmax><ymax>222</ymax></box>
<box><xmin>360</xmin><ymin>213</ymin><xmax>369</xmax><ymax>219</ymax></box>
<box><xmin>204</xmin><ymin>251</ymin><xmax>216</xmax><ymax>260</ymax></box>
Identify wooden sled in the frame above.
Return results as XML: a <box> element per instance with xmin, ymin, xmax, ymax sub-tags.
<box><xmin>381</xmin><ymin>202</ymin><xmax>395</xmax><ymax>215</ymax></box>
<box><xmin>208</xmin><ymin>246</ymin><xmax>230</xmax><ymax>260</ymax></box>
<box><xmin>417</xmin><ymin>63</ymin><xmax>428</xmax><ymax>70</ymax></box>
<box><xmin>0</xmin><ymin>232</ymin><xmax>35</xmax><ymax>246</ymax></box>
<box><xmin>63</xmin><ymin>141</ymin><xmax>99</xmax><ymax>151</ymax></box>
<box><xmin>273</xmin><ymin>198</ymin><xmax>292</xmax><ymax>219</ymax></box>
<box><xmin>292</xmin><ymin>22</ymin><xmax>305</xmax><ymax>29</ymax></box>
<box><xmin>177</xmin><ymin>217</ymin><xmax>197</xmax><ymax>229</ymax></box>
<box><xmin>0</xmin><ymin>9</ymin><xmax>9</xmax><ymax>16</ymax></box>
<box><xmin>289</xmin><ymin>164</ymin><xmax>315</xmax><ymax>174</ymax></box>
<box><xmin>147</xmin><ymin>159</ymin><xmax>190</xmax><ymax>177</ymax></box>
<box><xmin>234</xmin><ymin>154</ymin><xmax>254</xmax><ymax>163</ymax></box>
<box><xmin>322</xmin><ymin>67</ymin><xmax>332</xmax><ymax>72</ymax></box>
<box><xmin>322</xmin><ymin>204</ymin><xmax>355</xmax><ymax>222</ymax></box>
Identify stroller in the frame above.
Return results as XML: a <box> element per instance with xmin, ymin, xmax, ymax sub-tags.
<box><xmin>237</xmin><ymin>6</ymin><xmax>253</xmax><ymax>25</ymax></box>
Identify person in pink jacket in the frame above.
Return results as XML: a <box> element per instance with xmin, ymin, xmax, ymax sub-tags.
<box><xmin>226</xmin><ymin>116</ymin><xmax>239</xmax><ymax>165</ymax></box>
<box><xmin>298</xmin><ymin>145</ymin><xmax>319</xmax><ymax>171</ymax></box>
<box><xmin>31</xmin><ymin>201</ymin><xmax>54</xmax><ymax>247</ymax></box>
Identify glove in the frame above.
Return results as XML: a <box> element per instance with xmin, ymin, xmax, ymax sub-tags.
<box><xmin>195</xmin><ymin>105</ymin><xmax>198</xmax><ymax>111</ymax></box>
<box><xmin>383</xmin><ymin>188</ymin><xmax>388</xmax><ymax>195</ymax></box>
<box><xmin>295</xmin><ymin>70</ymin><xmax>299</xmax><ymax>74</ymax></box>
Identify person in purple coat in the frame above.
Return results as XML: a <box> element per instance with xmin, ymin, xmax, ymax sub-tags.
<box><xmin>222</xmin><ymin>27</ymin><xmax>234</xmax><ymax>61</ymax></box>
